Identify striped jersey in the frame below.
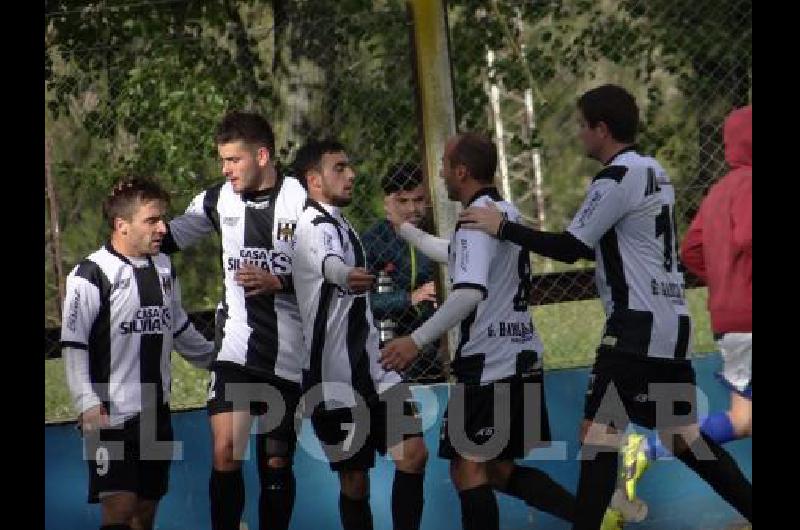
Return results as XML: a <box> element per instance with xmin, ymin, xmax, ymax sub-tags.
<box><xmin>61</xmin><ymin>244</ymin><xmax>213</xmax><ymax>425</ymax></box>
<box><xmin>292</xmin><ymin>199</ymin><xmax>401</xmax><ymax>409</ymax></box>
<box><xmin>449</xmin><ymin>188</ymin><xmax>545</xmax><ymax>384</ymax></box>
<box><xmin>566</xmin><ymin>148</ymin><xmax>693</xmax><ymax>360</ymax></box>
<box><xmin>163</xmin><ymin>176</ymin><xmax>307</xmax><ymax>383</ymax></box>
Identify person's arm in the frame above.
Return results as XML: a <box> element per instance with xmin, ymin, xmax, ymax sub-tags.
<box><xmin>458</xmin><ymin>201</ymin><xmax>594</xmax><ymax>263</ymax></box>
<box><xmin>410</xmin><ymin>288</ymin><xmax>482</xmax><ymax>348</ymax></box>
<box><xmin>162</xmin><ymin>187</ymin><xmax>219</xmax><ymax>253</ymax></box>
<box><xmin>398</xmin><ymin>222</ymin><xmax>449</xmax><ymax>263</ymax></box>
<box><xmin>61</xmin><ymin>268</ymin><xmax>107</xmax><ymax>428</ymax></box>
<box><xmin>731</xmin><ymin>175</ymin><xmax>752</xmax><ymax>257</ymax></box>
<box><xmin>679</xmin><ymin>201</ymin><xmax>707</xmax><ymax>281</ymax></box>
<box><xmin>170</xmin><ymin>275</ymin><xmax>214</xmax><ymax>369</ymax></box>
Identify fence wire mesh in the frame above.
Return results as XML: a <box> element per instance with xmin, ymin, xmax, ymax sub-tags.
<box><xmin>45</xmin><ymin>0</ymin><xmax>750</xmax><ymax>418</ymax></box>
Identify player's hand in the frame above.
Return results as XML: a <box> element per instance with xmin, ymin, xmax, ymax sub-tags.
<box><xmin>79</xmin><ymin>404</ymin><xmax>110</xmax><ymax>433</ymax></box>
<box><xmin>411</xmin><ymin>281</ymin><xmax>437</xmax><ymax>306</ymax></box>
<box><xmin>235</xmin><ymin>264</ymin><xmax>281</xmax><ymax>296</ymax></box>
<box><xmin>458</xmin><ymin>202</ymin><xmax>504</xmax><ymax>237</ymax></box>
<box><xmin>379</xmin><ymin>336</ymin><xmax>420</xmax><ymax>372</ymax></box>
<box><xmin>348</xmin><ymin>267</ymin><xmax>375</xmax><ymax>294</ymax></box>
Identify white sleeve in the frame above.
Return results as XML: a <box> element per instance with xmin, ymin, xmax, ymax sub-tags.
<box><xmin>449</xmin><ymin>225</ymin><xmax>496</xmax><ymax>299</ymax></box>
<box><xmin>168</xmin><ymin>190</ymin><xmax>216</xmax><ymax>250</ymax></box>
<box><xmin>410</xmin><ymin>288</ymin><xmax>483</xmax><ymax>348</ymax></box>
<box><xmin>60</xmin><ymin>272</ymin><xmax>103</xmax><ymax>414</ymax></box>
<box><xmin>566</xmin><ymin>177</ymin><xmax>633</xmax><ymax>248</ymax></box>
<box><xmin>171</xmin><ymin>276</ymin><xmax>214</xmax><ymax>368</ymax></box>
<box><xmin>308</xmin><ymin>221</ymin><xmax>352</xmax><ymax>286</ymax></box>
<box><xmin>398</xmin><ymin>222</ymin><xmax>449</xmax><ymax>263</ymax></box>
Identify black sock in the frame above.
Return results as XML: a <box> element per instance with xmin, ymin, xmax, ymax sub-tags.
<box><xmin>259</xmin><ymin>466</ymin><xmax>296</xmax><ymax>530</ymax></box>
<box><xmin>674</xmin><ymin>432</ymin><xmax>752</xmax><ymax>522</ymax></box>
<box><xmin>209</xmin><ymin>468</ymin><xmax>245</xmax><ymax>530</ymax></box>
<box><xmin>573</xmin><ymin>445</ymin><xmax>618</xmax><ymax>530</ymax></box>
<box><xmin>339</xmin><ymin>492</ymin><xmax>373</xmax><ymax>530</ymax></box>
<box><xmin>100</xmin><ymin>525</ymin><xmax>131</xmax><ymax>530</ymax></box>
<box><xmin>499</xmin><ymin>465</ymin><xmax>576</xmax><ymax>522</ymax></box>
<box><xmin>391</xmin><ymin>470</ymin><xmax>424</xmax><ymax>530</ymax></box>
<box><xmin>458</xmin><ymin>484</ymin><xmax>499</xmax><ymax>530</ymax></box>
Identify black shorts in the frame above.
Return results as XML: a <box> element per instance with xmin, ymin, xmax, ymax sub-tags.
<box><xmin>584</xmin><ymin>347</ymin><xmax>699</xmax><ymax>431</ymax></box>
<box><xmin>83</xmin><ymin>405</ymin><xmax>173</xmax><ymax>504</ymax></box>
<box><xmin>207</xmin><ymin>361</ymin><xmax>302</xmax><ymax>457</ymax></box>
<box><xmin>439</xmin><ymin>373</ymin><xmax>552</xmax><ymax>461</ymax></box>
<box><xmin>310</xmin><ymin>383</ymin><xmax>423</xmax><ymax>471</ymax></box>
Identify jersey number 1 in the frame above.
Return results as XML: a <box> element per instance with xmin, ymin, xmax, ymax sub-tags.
<box><xmin>655</xmin><ymin>205</ymin><xmax>679</xmax><ymax>272</ymax></box>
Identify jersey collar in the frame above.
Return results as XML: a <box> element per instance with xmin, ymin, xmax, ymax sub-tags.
<box><xmin>604</xmin><ymin>145</ymin><xmax>637</xmax><ymax>166</ymax></box>
<box><xmin>465</xmin><ymin>186</ymin><xmax>503</xmax><ymax>207</ymax></box>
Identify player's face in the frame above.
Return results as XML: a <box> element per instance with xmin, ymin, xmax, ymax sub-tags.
<box><xmin>218</xmin><ymin>140</ymin><xmax>270</xmax><ymax>194</ymax></box>
<box><xmin>385</xmin><ymin>185</ymin><xmax>427</xmax><ymax>227</ymax></box>
<box><xmin>441</xmin><ymin>137</ymin><xmax>461</xmax><ymax>201</ymax></box>
<box><xmin>578</xmin><ymin>112</ymin><xmax>604</xmax><ymax>161</ymax></box>
<box><xmin>319</xmin><ymin>151</ymin><xmax>356</xmax><ymax>207</ymax></box>
<box><xmin>122</xmin><ymin>199</ymin><xmax>168</xmax><ymax>257</ymax></box>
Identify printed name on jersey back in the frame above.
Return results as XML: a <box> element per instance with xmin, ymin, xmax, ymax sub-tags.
<box><xmin>650</xmin><ymin>278</ymin><xmax>686</xmax><ymax>304</ymax></box>
<box><xmin>487</xmin><ymin>321</ymin><xmax>535</xmax><ymax>343</ymax></box>
<box><xmin>226</xmin><ymin>247</ymin><xmax>291</xmax><ymax>274</ymax></box>
<box><xmin>120</xmin><ymin>306</ymin><xmax>171</xmax><ymax>335</ymax></box>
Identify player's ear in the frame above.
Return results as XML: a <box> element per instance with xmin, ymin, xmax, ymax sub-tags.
<box><xmin>256</xmin><ymin>146</ymin><xmax>271</xmax><ymax>167</ymax></box>
<box><xmin>115</xmin><ymin>216</ymin><xmax>128</xmax><ymax>235</ymax></box>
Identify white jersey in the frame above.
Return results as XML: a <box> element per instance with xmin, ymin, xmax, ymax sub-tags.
<box><xmin>567</xmin><ymin>148</ymin><xmax>692</xmax><ymax>360</ymax></box>
<box><xmin>449</xmin><ymin>188</ymin><xmax>545</xmax><ymax>384</ymax></box>
<box><xmin>61</xmin><ymin>245</ymin><xmax>213</xmax><ymax>425</ymax></box>
<box><xmin>164</xmin><ymin>176</ymin><xmax>306</xmax><ymax>383</ymax></box>
<box><xmin>292</xmin><ymin>199</ymin><xmax>401</xmax><ymax>409</ymax></box>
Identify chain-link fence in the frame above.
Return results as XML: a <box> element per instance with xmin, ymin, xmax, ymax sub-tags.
<box><xmin>45</xmin><ymin>0</ymin><xmax>751</xmax><ymax>419</ymax></box>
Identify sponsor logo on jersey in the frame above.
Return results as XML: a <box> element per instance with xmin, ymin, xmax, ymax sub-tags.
<box><xmin>120</xmin><ymin>306</ymin><xmax>171</xmax><ymax>334</ymax></box>
<box><xmin>459</xmin><ymin>239</ymin><xmax>469</xmax><ymax>272</ymax></box>
<box><xmin>161</xmin><ymin>275</ymin><xmax>172</xmax><ymax>295</ymax></box>
<box><xmin>226</xmin><ymin>248</ymin><xmax>291</xmax><ymax>274</ymax></box>
<box><xmin>222</xmin><ymin>216</ymin><xmax>240</xmax><ymax>226</ymax></box>
<box><xmin>493</xmin><ymin>321</ymin><xmax>535</xmax><ymax>343</ymax></box>
<box><xmin>66</xmin><ymin>290</ymin><xmax>81</xmax><ymax>332</ymax></box>
<box><xmin>277</xmin><ymin>219</ymin><xmax>297</xmax><ymax>242</ymax></box>
<box><xmin>324</xmin><ymin>232</ymin><xmax>335</xmax><ymax>251</ymax></box>
<box><xmin>576</xmin><ymin>190</ymin><xmax>603</xmax><ymax>228</ymax></box>
<box><xmin>112</xmin><ymin>278</ymin><xmax>131</xmax><ymax>292</ymax></box>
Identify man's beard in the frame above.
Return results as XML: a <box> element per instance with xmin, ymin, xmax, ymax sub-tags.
<box><xmin>331</xmin><ymin>196</ymin><xmax>352</xmax><ymax>207</ymax></box>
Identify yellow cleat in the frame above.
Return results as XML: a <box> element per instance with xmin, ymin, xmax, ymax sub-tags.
<box><xmin>621</xmin><ymin>433</ymin><xmax>650</xmax><ymax>502</ymax></box>
<box><xmin>600</xmin><ymin>507</ymin><xmax>625</xmax><ymax>530</ymax></box>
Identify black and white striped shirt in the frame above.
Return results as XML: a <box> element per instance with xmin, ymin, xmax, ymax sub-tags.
<box><xmin>61</xmin><ymin>244</ymin><xmax>213</xmax><ymax>425</ymax></box>
<box><xmin>449</xmin><ymin>188</ymin><xmax>545</xmax><ymax>384</ymax></box>
<box><xmin>567</xmin><ymin>148</ymin><xmax>693</xmax><ymax>360</ymax></box>
<box><xmin>163</xmin><ymin>176</ymin><xmax>307</xmax><ymax>383</ymax></box>
<box><xmin>292</xmin><ymin>199</ymin><xmax>401</xmax><ymax>409</ymax></box>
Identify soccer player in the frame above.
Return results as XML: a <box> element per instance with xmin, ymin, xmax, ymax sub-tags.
<box><xmin>161</xmin><ymin>112</ymin><xmax>307</xmax><ymax>530</ymax></box>
<box><xmin>456</xmin><ymin>84</ymin><xmax>753</xmax><ymax>529</ymax></box>
<box><xmin>62</xmin><ymin>177</ymin><xmax>213</xmax><ymax>530</ymax></box>
<box><xmin>380</xmin><ymin>132</ymin><xmax>578</xmax><ymax>530</ymax></box>
<box><xmin>292</xmin><ymin>140</ymin><xmax>427</xmax><ymax>530</ymax></box>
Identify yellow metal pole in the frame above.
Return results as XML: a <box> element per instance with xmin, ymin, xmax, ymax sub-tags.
<box><xmin>407</xmin><ymin>0</ymin><xmax>459</xmax><ymax>366</ymax></box>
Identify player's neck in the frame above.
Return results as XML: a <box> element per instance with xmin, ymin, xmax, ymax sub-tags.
<box><xmin>599</xmin><ymin>142</ymin><xmax>635</xmax><ymax>165</ymax></box>
<box><xmin>458</xmin><ymin>180</ymin><xmax>491</xmax><ymax>207</ymax></box>
<box><xmin>109</xmin><ymin>236</ymin><xmax>147</xmax><ymax>260</ymax></box>
<box><xmin>254</xmin><ymin>163</ymin><xmax>278</xmax><ymax>191</ymax></box>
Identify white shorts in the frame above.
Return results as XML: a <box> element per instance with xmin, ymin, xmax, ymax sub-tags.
<box><xmin>716</xmin><ymin>332</ymin><xmax>752</xmax><ymax>396</ymax></box>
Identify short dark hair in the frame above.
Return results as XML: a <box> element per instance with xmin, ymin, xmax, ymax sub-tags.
<box><xmin>214</xmin><ymin>111</ymin><xmax>276</xmax><ymax>156</ymax></box>
<box><xmin>102</xmin><ymin>177</ymin><xmax>170</xmax><ymax>230</ymax></box>
<box><xmin>449</xmin><ymin>133</ymin><xmax>497</xmax><ymax>184</ymax></box>
<box><xmin>292</xmin><ymin>139</ymin><xmax>347</xmax><ymax>183</ymax></box>
<box><xmin>577</xmin><ymin>84</ymin><xmax>639</xmax><ymax>143</ymax></box>
<box><xmin>382</xmin><ymin>162</ymin><xmax>423</xmax><ymax>195</ymax></box>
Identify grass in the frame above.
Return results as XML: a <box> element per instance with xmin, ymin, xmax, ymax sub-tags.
<box><xmin>44</xmin><ymin>288</ymin><xmax>714</xmax><ymax>423</ymax></box>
